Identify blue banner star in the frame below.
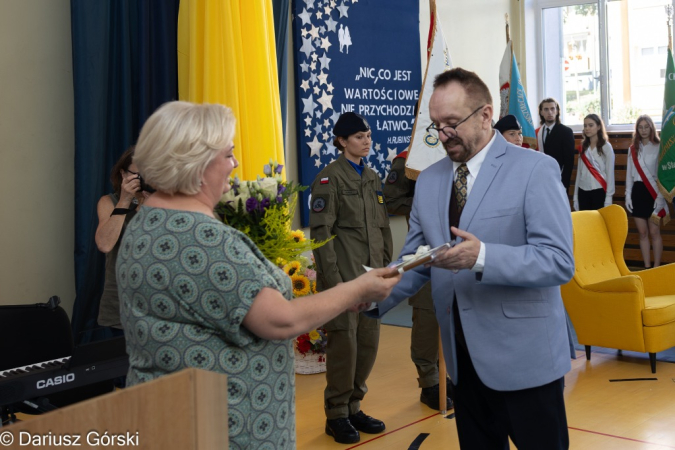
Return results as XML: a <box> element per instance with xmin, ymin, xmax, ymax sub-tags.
<box><xmin>297</xmin><ymin>8</ymin><xmax>312</xmax><ymax>26</ymax></box>
<box><xmin>299</xmin><ymin>36</ymin><xmax>315</xmax><ymax>58</ymax></box>
<box><xmin>302</xmin><ymin>94</ymin><xmax>318</xmax><ymax>115</ymax></box>
<box><xmin>325</xmin><ymin>17</ymin><xmax>337</xmax><ymax>33</ymax></box>
<box><xmin>319</xmin><ymin>53</ymin><xmax>331</xmax><ymax>70</ymax></box>
<box><xmin>337</xmin><ymin>3</ymin><xmax>349</xmax><ymax>18</ymax></box>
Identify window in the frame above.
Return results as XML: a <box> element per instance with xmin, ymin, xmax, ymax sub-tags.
<box><xmin>537</xmin><ymin>0</ymin><xmax>673</xmax><ymax>128</ymax></box>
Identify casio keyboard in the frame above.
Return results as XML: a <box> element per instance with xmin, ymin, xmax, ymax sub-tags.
<box><xmin>0</xmin><ymin>336</ymin><xmax>129</xmax><ymax>410</ymax></box>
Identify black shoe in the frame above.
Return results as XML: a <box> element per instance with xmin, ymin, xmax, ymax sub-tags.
<box><xmin>325</xmin><ymin>418</ymin><xmax>360</xmax><ymax>444</ymax></box>
<box><xmin>348</xmin><ymin>410</ymin><xmax>385</xmax><ymax>434</ymax></box>
<box><xmin>420</xmin><ymin>384</ymin><xmax>454</xmax><ymax>411</ymax></box>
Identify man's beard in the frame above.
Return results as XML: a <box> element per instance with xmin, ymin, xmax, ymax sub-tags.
<box><xmin>444</xmin><ymin>136</ymin><xmax>476</xmax><ymax>163</ymax></box>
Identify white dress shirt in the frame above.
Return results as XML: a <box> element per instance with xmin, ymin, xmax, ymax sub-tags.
<box><xmin>626</xmin><ymin>142</ymin><xmax>662</xmax><ymax>200</ymax></box>
<box><xmin>574</xmin><ymin>142</ymin><xmax>615</xmax><ymax>204</ymax></box>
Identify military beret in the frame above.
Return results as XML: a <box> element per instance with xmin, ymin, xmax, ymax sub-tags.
<box><xmin>494</xmin><ymin>114</ymin><xmax>522</xmax><ymax>134</ymax></box>
<box><xmin>333</xmin><ymin>112</ymin><xmax>370</xmax><ymax>137</ymax></box>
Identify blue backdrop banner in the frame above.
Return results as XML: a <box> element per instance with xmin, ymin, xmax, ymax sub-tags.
<box><xmin>291</xmin><ymin>0</ymin><xmax>421</xmax><ymax>225</ymax></box>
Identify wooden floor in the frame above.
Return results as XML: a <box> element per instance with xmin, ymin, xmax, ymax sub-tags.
<box><xmin>296</xmin><ymin>325</ymin><xmax>675</xmax><ymax>449</ymax></box>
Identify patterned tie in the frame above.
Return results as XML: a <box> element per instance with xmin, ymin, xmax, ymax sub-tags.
<box><xmin>454</xmin><ymin>164</ymin><xmax>469</xmax><ymax>214</ymax></box>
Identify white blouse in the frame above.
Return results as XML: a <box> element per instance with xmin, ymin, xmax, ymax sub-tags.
<box><xmin>625</xmin><ymin>142</ymin><xmax>662</xmax><ymax>200</ymax></box>
<box><xmin>575</xmin><ymin>142</ymin><xmax>615</xmax><ymax>196</ymax></box>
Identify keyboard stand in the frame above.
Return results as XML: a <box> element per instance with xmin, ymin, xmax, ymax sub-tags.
<box><xmin>1</xmin><ymin>404</ymin><xmax>17</xmax><ymax>427</ymax></box>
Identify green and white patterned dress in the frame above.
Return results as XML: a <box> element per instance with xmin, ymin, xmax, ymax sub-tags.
<box><xmin>116</xmin><ymin>206</ymin><xmax>295</xmax><ymax>450</ymax></box>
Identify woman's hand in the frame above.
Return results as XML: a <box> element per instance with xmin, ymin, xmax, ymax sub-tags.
<box><xmin>346</xmin><ymin>268</ymin><xmax>401</xmax><ymax>312</ymax></box>
<box><xmin>624</xmin><ymin>193</ymin><xmax>633</xmax><ymax>212</ymax></box>
<box><xmin>654</xmin><ymin>197</ymin><xmax>667</xmax><ymax>215</ymax></box>
<box><xmin>119</xmin><ymin>171</ymin><xmax>141</xmax><ymax>205</ymax></box>
<box><xmin>351</xmin><ymin>267</ymin><xmax>402</xmax><ymax>303</ymax></box>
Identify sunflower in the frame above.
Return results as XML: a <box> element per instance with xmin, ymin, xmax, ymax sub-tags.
<box><xmin>284</xmin><ymin>261</ymin><xmax>302</xmax><ymax>276</ymax></box>
<box><xmin>291</xmin><ymin>274</ymin><xmax>311</xmax><ymax>296</ymax></box>
<box><xmin>291</xmin><ymin>230</ymin><xmax>306</xmax><ymax>243</ymax></box>
<box><xmin>310</xmin><ymin>281</ymin><xmax>317</xmax><ymax>294</ymax></box>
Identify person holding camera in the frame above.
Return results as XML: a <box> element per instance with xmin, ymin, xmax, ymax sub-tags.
<box><xmin>95</xmin><ymin>146</ymin><xmax>152</xmax><ymax>336</ymax></box>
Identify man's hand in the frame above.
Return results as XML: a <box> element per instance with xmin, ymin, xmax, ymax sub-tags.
<box><xmin>429</xmin><ymin>227</ymin><xmax>480</xmax><ymax>271</ymax></box>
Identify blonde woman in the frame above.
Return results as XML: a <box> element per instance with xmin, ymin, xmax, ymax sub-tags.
<box><xmin>117</xmin><ymin>101</ymin><xmax>400</xmax><ymax>449</ymax></box>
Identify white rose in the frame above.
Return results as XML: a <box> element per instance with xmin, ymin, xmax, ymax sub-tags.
<box><xmin>258</xmin><ymin>177</ymin><xmax>279</xmax><ymax>199</ymax></box>
<box><xmin>238</xmin><ymin>181</ymin><xmax>251</xmax><ymax>198</ymax></box>
<box><xmin>220</xmin><ymin>189</ymin><xmax>235</xmax><ymax>204</ymax></box>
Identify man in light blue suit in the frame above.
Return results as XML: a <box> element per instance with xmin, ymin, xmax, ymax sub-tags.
<box><xmin>367</xmin><ymin>68</ymin><xmax>574</xmax><ymax>449</ymax></box>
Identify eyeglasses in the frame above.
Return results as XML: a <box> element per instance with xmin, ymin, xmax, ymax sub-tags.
<box><xmin>426</xmin><ymin>105</ymin><xmax>486</xmax><ymax>140</ymax></box>
<box><xmin>125</xmin><ymin>169</ymin><xmax>139</xmax><ymax>176</ymax></box>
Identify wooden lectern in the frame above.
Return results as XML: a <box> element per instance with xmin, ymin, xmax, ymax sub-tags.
<box><xmin>2</xmin><ymin>368</ymin><xmax>228</xmax><ymax>449</ymax></box>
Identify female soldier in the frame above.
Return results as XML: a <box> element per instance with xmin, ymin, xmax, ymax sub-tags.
<box><xmin>494</xmin><ymin>114</ymin><xmax>524</xmax><ymax>147</ymax></box>
<box><xmin>310</xmin><ymin>112</ymin><xmax>393</xmax><ymax>444</ymax></box>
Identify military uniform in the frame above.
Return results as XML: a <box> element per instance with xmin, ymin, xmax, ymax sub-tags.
<box><xmin>310</xmin><ymin>153</ymin><xmax>393</xmax><ymax>420</ymax></box>
<box><xmin>383</xmin><ymin>152</ymin><xmax>440</xmax><ymax>389</ymax></box>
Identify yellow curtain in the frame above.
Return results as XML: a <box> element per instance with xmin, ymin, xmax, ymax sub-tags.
<box><xmin>177</xmin><ymin>0</ymin><xmax>285</xmax><ymax>181</ymax></box>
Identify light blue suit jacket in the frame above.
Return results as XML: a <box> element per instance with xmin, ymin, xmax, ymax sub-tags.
<box><xmin>369</xmin><ymin>132</ymin><xmax>574</xmax><ymax>391</ymax></box>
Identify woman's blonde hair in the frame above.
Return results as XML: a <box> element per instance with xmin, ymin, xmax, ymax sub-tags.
<box><xmin>134</xmin><ymin>101</ymin><xmax>236</xmax><ymax>195</ymax></box>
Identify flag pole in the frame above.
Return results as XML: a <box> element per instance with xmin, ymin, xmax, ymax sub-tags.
<box><xmin>434</xmin><ymin>0</ymin><xmax>447</xmax><ymax>407</ymax></box>
<box><xmin>658</xmin><ymin>4</ymin><xmax>675</xmax><ymax>202</ymax></box>
<box><xmin>505</xmin><ymin>13</ymin><xmax>510</xmax><ymax>43</ymax></box>
<box><xmin>428</xmin><ymin>0</ymin><xmax>437</xmax><ymax>58</ymax></box>
<box><xmin>667</xmin><ymin>5</ymin><xmax>673</xmax><ymax>52</ymax></box>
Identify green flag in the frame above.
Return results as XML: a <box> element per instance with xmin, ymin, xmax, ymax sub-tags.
<box><xmin>658</xmin><ymin>48</ymin><xmax>675</xmax><ymax>202</ymax></box>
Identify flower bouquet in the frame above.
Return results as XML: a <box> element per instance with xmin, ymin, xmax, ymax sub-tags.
<box><xmin>283</xmin><ymin>256</ymin><xmax>328</xmax><ymax>374</ymax></box>
<box><xmin>216</xmin><ymin>161</ymin><xmax>329</xmax><ymax>374</ymax></box>
<box><xmin>217</xmin><ymin>160</ymin><xmax>329</xmax><ymax>264</ymax></box>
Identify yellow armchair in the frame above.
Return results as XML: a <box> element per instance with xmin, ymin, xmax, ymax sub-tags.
<box><xmin>561</xmin><ymin>204</ymin><xmax>675</xmax><ymax>373</ymax></box>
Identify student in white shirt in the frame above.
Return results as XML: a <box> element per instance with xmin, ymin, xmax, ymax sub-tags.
<box><xmin>574</xmin><ymin>114</ymin><xmax>615</xmax><ymax>211</ymax></box>
<box><xmin>625</xmin><ymin>115</ymin><xmax>666</xmax><ymax>268</ymax></box>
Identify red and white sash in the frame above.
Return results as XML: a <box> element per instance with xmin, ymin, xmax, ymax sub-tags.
<box><xmin>629</xmin><ymin>145</ymin><xmax>669</xmax><ymax>223</ymax></box>
<box><xmin>578</xmin><ymin>146</ymin><xmax>607</xmax><ymax>191</ymax></box>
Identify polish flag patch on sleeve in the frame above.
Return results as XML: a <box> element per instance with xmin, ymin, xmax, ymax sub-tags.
<box><xmin>320</xmin><ymin>177</ymin><xmax>329</xmax><ymax>184</ymax></box>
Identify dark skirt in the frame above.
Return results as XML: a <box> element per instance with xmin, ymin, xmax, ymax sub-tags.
<box><xmin>578</xmin><ymin>188</ymin><xmax>605</xmax><ymax>211</ymax></box>
<box><xmin>631</xmin><ymin>181</ymin><xmax>655</xmax><ymax>219</ymax></box>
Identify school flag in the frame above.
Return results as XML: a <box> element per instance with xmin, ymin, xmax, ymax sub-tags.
<box><xmin>657</xmin><ymin>47</ymin><xmax>675</xmax><ymax>202</ymax></box>
<box><xmin>404</xmin><ymin>1</ymin><xmax>453</xmax><ymax>180</ymax></box>
<box><xmin>499</xmin><ymin>41</ymin><xmax>537</xmax><ymax>149</ymax></box>
<box><xmin>291</xmin><ymin>0</ymin><xmax>422</xmax><ymax>225</ymax></box>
